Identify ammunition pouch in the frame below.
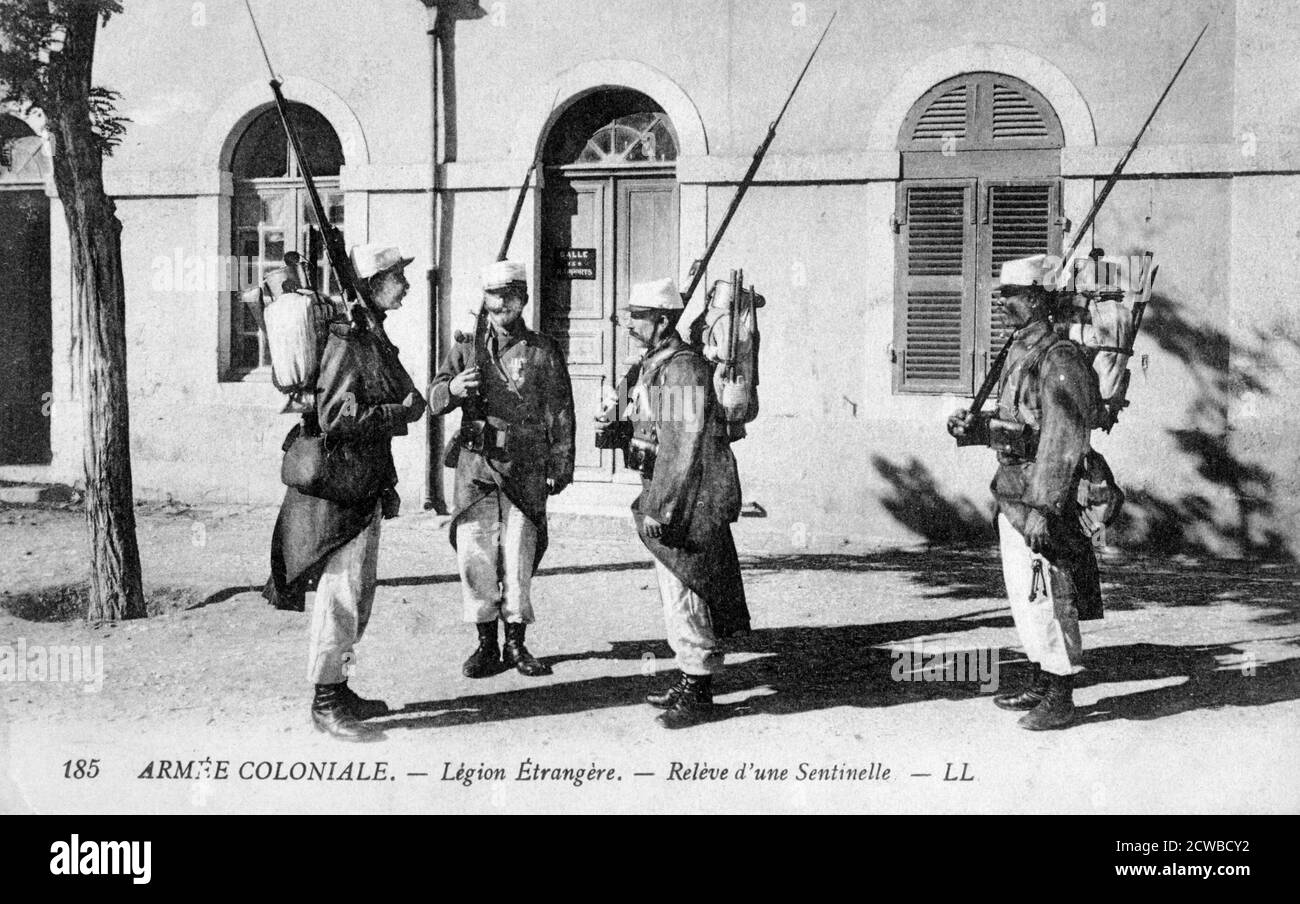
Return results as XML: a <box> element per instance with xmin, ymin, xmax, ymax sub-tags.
<box><xmin>594</xmin><ymin>419</ymin><xmax>632</xmax><ymax>451</ymax></box>
<box><xmin>954</xmin><ymin>411</ymin><xmax>993</xmax><ymax>447</ymax></box>
<box><xmin>624</xmin><ymin>434</ymin><xmax>658</xmax><ymax>478</ymax></box>
<box><xmin>443</xmin><ymin>418</ymin><xmax>508</xmax><ymax>467</ymax></box>
<box><xmin>989</xmin><ymin>418</ymin><xmax>1038</xmax><ymax>460</ymax></box>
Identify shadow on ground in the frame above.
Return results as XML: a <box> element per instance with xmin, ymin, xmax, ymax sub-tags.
<box><xmin>177</xmin><ymin>544</ymin><xmax>1299</xmax><ymax>633</ymax></box>
<box><xmin>1</xmin><ymin>582</ymin><xmax>205</xmax><ymax>622</ymax></box>
<box><xmin>381</xmin><ymin>612</ymin><xmax>1300</xmax><ymax>733</ymax></box>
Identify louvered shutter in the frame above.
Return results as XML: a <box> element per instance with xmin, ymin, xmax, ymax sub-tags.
<box><xmin>895</xmin><ymin>73</ymin><xmax>1065</xmax><ymax>396</ymax></box>
<box><xmin>910</xmin><ymin>84</ymin><xmax>969</xmax><ymax>143</ymax></box>
<box><xmin>893</xmin><ymin>180</ymin><xmax>975</xmax><ymax>393</ymax></box>
<box><xmin>991</xmin><ymin>83</ymin><xmax>1051</xmax><ymax>140</ymax></box>
<box><xmin>977</xmin><ymin>181</ymin><xmax>1063</xmax><ymax>382</ymax></box>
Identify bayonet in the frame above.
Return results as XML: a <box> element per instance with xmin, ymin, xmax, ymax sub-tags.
<box><xmin>681</xmin><ymin>11</ymin><xmax>836</xmax><ymax>304</ymax></box>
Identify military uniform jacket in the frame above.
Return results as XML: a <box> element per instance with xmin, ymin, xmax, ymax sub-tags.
<box><xmin>630</xmin><ymin>334</ymin><xmax>750</xmax><ymax>637</ymax></box>
<box><xmin>991</xmin><ymin>319</ymin><xmax>1103</xmax><ymax>620</ymax></box>
<box><xmin>266</xmin><ymin>308</ymin><xmax>426</xmax><ymax>609</ymax></box>
<box><xmin>429</xmin><ymin>321</ymin><xmax>575</xmax><ymax>570</ymax></box>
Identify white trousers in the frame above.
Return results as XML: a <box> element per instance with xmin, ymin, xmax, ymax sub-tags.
<box><xmin>307</xmin><ymin>504</ymin><xmax>382</xmax><ymax>685</ymax></box>
<box><xmin>456</xmin><ymin>489</ymin><xmax>538</xmax><ymax>624</ymax></box>
<box><xmin>653</xmin><ymin>559</ymin><xmax>723</xmax><ymax>675</ymax></box>
<box><xmin>997</xmin><ymin>512</ymin><xmax>1084</xmax><ymax>676</ymax></box>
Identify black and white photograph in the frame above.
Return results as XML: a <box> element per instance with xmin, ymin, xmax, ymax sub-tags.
<box><xmin>0</xmin><ymin>0</ymin><xmax>1296</xmax><ymax>834</ymax></box>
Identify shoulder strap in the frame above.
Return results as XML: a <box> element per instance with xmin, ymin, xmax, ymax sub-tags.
<box><xmin>1005</xmin><ymin>335</ymin><xmax>1069</xmax><ymax>420</ymax></box>
<box><xmin>1017</xmin><ymin>337</ymin><xmax>1075</xmax><ymax>391</ymax></box>
<box><xmin>642</xmin><ymin>346</ymin><xmax>697</xmax><ymax>387</ymax></box>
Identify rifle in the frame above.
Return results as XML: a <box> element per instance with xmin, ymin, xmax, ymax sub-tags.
<box><xmin>594</xmin><ymin>17</ymin><xmax>832</xmax><ymax>442</ymax></box>
<box><xmin>955</xmin><ymin>23</ymin><xmax>1207</xmax><ymax>446</ymax></box>
<box><xmin>679</xmin><ymin>11</ymin><xmax>836</xmax><ymax>306</ymax></box>
<box><xmin>244</xmin><ymin>0</ymin><xmax>368</xmax><ymax>324</ymax></box>
<box><xmin>1060</xmin><ymin>23</ymin><xmax>1209</xmax><ymax>269</ymax></box>
<box><xmin>497</xmin><ymin>91</ymin><xmax>557</xmax><ymax>264</ymax></box>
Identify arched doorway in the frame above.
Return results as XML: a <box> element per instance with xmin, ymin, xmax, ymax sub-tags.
<box><xmin>0</xmin><ymin>114</ymin><xmax>52</xmax><ymax>465</ymax></box>
<box><xmin>539</xmin><ymin>89</ymin><xmax>679</xmax><ymax>483</ymax></box>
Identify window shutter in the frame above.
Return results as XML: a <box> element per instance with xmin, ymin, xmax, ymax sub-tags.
<box><xmin>895</xmin><ymin>73</ymin><xmax>1065</xmax><ymax>396</ymax></box>
<box><xmin>991</xmin><ymin>83</ymin><xmax>1051</xmax><ymax>141</ymax></box>
<box><xmin>978</xmin><ymin>181</ymin><xmax>1063</xmax><ymax>381</ymax></box>
<box><xmin>894</xmin><ymin>181</ymin><xmax>975</xmax><ymax>393</ymax></box>
<box><xmin>910</xmin><ymin>84</ymin><xmax>969</xmax><ymax>142</ymax></box>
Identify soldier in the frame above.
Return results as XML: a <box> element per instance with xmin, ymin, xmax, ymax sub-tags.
<box><xmin>268</xmin><ymin>244</ymin><xmax>426</xmax><ymax>741</ymax></box>
<box><xmin>947</xmin><ymin>254</ymin><xmax>1103</xmax><ymax>730</ymax></box>
<box><xmin>429</xmin><ymin>260</ymin><xmax>575</xmax><ymax>678</ymax></box>
<box><xmin>619</xmin><ymin>278</ymin><xmax>751</xmax><ymax>729</ymax></box>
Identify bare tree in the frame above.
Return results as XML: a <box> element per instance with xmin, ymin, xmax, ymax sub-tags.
<box><xmin>0</xmin><ymin>0</ymin><xmax>144</xmax><ymax>621</ymax></box>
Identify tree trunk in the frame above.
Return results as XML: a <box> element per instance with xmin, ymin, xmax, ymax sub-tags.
<box><xmin>47</xmin><ymin>5</ymin><xmax>145</xmax><ymax>621</ymax></box>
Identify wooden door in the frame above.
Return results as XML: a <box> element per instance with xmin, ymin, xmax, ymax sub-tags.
<box><xmin>542</xmin><ymin>175</ymin><xmax>612</xmax><ymax>480</ymax></box>
<box><xmin>541</xmin><ymin>172</ymin><xmax>678</xmax><ymax>481</ymax></box>
<box><xmin>0</xmin><ymin>189</ymin><xmax>51</xmax><ymax>464</ymax></box>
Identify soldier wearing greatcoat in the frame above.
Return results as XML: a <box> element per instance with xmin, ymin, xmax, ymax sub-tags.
<box><xmin>614</xmin><ymin>277</ymin><xmax>751</xmax><ymax>729</ymax></box>
<box><xmin>429</xmin><ymin>261</ymin><xmax>575</xmax><ymax>679</ymax></box>
<box><xmin>948</xmin><ymin>254</ymin><xmax>1103</xmax><ymax>730</ymax></box>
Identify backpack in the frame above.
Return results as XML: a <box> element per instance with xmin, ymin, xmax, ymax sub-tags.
<box><xmin>695</xmin><ymin>271</ymin><xmax>764</xmax><ymax>431</ymax></box>
<box><xmin>251</xmin><ymin>262</ymin><xmax>339</xmax><ymax>405</ymax></box>
<box><xmin>1065</xmin><ymin>251</ymin><xmax>1158</xmax><ymax>431</ymax></box>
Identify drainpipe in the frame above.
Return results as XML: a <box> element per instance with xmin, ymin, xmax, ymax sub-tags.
<box><xmin>422</xmin><ymin>6</ymin><xmax>448</xmax><ymax>513</ymax></box>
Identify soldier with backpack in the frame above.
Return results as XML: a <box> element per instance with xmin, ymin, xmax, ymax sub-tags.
<box><xmin>611</xmin><ymin>278</ymin><xmax>751</xmax><ymax>729</ymax></box>
<box><xmin>947</xmin><ymin>254</ymin><xmax>1103</xmax><ymax>730</ymax></box>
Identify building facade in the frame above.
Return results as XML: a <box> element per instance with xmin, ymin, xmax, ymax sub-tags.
<box><xmin>2</xmin><ymin>0</ymin><xmax>1297</xmax><ymax>558</ymax></box>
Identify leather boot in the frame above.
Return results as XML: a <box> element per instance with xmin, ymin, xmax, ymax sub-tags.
<box><xmin>502</xmin><ymin>622</ymin><xmax>552</xmax><ymax>677</ymax></box>
<box><xmin>657</xmin><ymin>674</ymin><xmax>716</xmax><ymax>729</ymax></box>
<box><xmin>994</xmin><ymin>662</ymin><xmax>1048</xmax><ymax>711</ymax></box>
<box><xmin>338</xmin><ymin>681</ymin><xmax>390</xmax><ymax>720</ymax></box>
<box><xmin>311</xmin><ymin>684</ymin><xmax>384</xmax><ymax>742</ymax></box>
<box><xmin>646</xmin><ymin>672</ymin><xmax>691</xmax><ymax>709</ymax></box>
<box><xmin>462</xmin><ymin>620</ymin><xmax>501</xmax><ymax>678</ymax></box>
<box><xmin>1018</xmin><ymin>671</ymin><xmax>1077</xmax><ymax>730</ymax></box>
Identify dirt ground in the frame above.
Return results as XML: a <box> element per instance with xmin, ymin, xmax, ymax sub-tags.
<box><xmin>1</xmin><ymin>500</ymin><xmax>1297</xmax><ymax>814</ymax></box>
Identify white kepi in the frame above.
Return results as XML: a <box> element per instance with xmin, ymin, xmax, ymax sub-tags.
<box><xmin>452</xmin><ymin>260</ymin><xmax>530</xmax><ymax>342</ymax></box>
<box><xmin>481</xmin><ymin>259</ymin><xmax>528</xmax><ymax>291</ymax></box>
<box><xmin>627</xmin><ymin>277</ymin><xmax>684</xmax><ymax>311</ymax></box>
<box><xmin>998</xmin><ymin>253</ymin><xmax>1054</xmax><ymax>288</ymax></box>
<box><xmin>351</xmin><ymin>244</ymin><xmax>415</xmax><ymax>279</ymax></box>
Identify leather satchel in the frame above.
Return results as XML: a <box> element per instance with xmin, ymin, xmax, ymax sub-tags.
<box><xmin>280</xmin><ymin>423</ymin><xmax>387</xmax><ymax>505</ymax></box>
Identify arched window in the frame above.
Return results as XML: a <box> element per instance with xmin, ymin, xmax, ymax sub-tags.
<box><xmin>892</xmin><ymin>73</ymin><xmax>1065</xmax><ymax>395</ymax></box>
<box><xmin>227</xmin><ymin>103</ymin><xmax>344</xmax><ymax>376</ymax></box>
<box><xmin>0</xmin><ymin>114</ymin><xmax>44</xmax><ymax>181</ymax></box>
<box><xmin>543</xmin><ymin>89</ymin><xmax>679</xmax><ymax>169</ymax></box>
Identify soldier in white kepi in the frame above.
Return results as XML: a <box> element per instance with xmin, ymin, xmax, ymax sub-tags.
<box><xmin>429</xmin><ymin>260</ymin><xmax>576</xmax><ymax>678</ymax></box>
<box><xmin>607</xmin><ymin>277</ymin><xmax>751</xmax><ymax>729</ymax></box>
<box><xmin>268</xmin><ymin>243</ymin><xmax>426</xmax><ymax>741</ymax></box>
<box><xmin>948</xmin><ymin>254</ymin><xmax>1103</xmax><ymax>730</ymax></box>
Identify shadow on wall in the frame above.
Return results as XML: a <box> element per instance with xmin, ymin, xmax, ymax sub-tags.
<box><xmin>1117</xmin><ymin>292</ymin><xmax>1297</xmax><ymax>560</ymax></box>
<box><xmin>871</xmin><ymin>455</ymin><xmax>996</xmax><ymax>544</ymax></box>
<box><xmin>870</xmin><ymin>293</ymin><xmax>1298</xmax><ymax>561</ymax></box>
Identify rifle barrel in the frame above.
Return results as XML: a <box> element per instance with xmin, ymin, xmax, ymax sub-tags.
<box><xmin>245</xmin><ymin>1</ymin><xmax>362</xmax><ymax>308</ymax></box>
<box><xmin>497</xmin><ymin>163</ymin><xmax>535</xmax><ymax>262</ymax></box>
<box><xmin>772</xmin><ymin>11</ymin><xmax>838</xmax><ymax>127</ymax></box>
<box><xmin>244</xmin><ymin>0</ymin><xmax>277</xmax><ymax>79</ymax></box>
<box><xmin>498</xmin><ymin>91</ymin><xmax>559</xmax><ymax>262</ymax></box>
<box><xmin>970</xmin><ymin>334</ymin><xmax>1013</xmax><ymax>413</ymax></box>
